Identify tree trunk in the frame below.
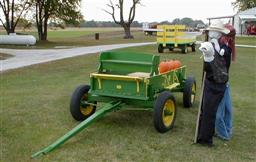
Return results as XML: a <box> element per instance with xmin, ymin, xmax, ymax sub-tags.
<box><xmin>6</xmin><ymin>24</ymin><xmax>11</xmax><ymax>34</ymax></box>
<box><xmin>37</xmin><ymin>17</ymin><xmax>48</xmax><ymax>41</ymax></box>
<box><xmin>41</xmin><ymin>17</ymin><xmax>48</xmax><ymax>41</ymax></box>
<box><xmin>10</xmin><ymin>26</ymin><xmax>15</xmax><ymax>33</ymax></box>
<box><xmin>37</xmin><ymin>24</ymin><xmax>43</xmax><ymax>40</ymax></box>
<box><xmin>5</xmin><ymin>17</ymin><xmax>11</xmax><ymax>34</ymax></box>
<box><xmin>123</xmin><ymin>25</ymin><xmax>133</xmax><ymax>39</ymax></box>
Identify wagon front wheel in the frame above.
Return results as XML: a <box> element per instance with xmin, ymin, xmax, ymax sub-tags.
<box><xmin>154</xmin><ymin>91</ymin><xmax>177</xmax><ymax>133</ymax></box>
<box><xmin>191</xmin><ymin>43</ymin><xmax>196</xmax><ymax>52</ymax></box>
<box><xmin>70</xmin><ymin>85</ymin><xmax>96</xmax><ymax>121</ymax></box>
<box><xmin>181</xmin><ymin>45</ymin><xmax>188</xmax><ymax>54</ymax></box>
<box><xmin>183</xmin><ymin>76</ymin><xmax>196</xmax><ymax>108</ymax></box>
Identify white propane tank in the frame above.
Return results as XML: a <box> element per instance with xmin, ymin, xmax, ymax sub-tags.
<box><xmin>0</xmin><ymin>33</ymin><xmax>36</xmax><ymax>46</ymax></box>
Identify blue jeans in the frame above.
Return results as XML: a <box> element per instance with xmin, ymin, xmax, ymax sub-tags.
<box><xmin>215</xmin><ymin>85</ymin><xmax>233</xmax><ymax>140</ymax></box>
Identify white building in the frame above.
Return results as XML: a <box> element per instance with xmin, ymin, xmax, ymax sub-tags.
<box><xmin>207</xmin><ymin>7</ymin><xmax>256</xmax><ymax>35</ymax></box>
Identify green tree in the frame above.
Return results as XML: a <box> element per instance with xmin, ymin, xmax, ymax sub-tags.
<box><xmin>180</xmin><ymin>17</ymin><xmax>193</xmax><ymax>27</ymax></box>
<box><xmin>171</xmin><ymin>18</ymin><xmax>205</xmax><ymax>28</ymax></box>
<box><xmin>0</xmin><ymin>0</ymin><xmax>31</xmax><ymax>34</ymax></box>
<box><xmin>171</xmin><ymin>18</ymin><xmax>181</xmax><ymax>25</ymax></box>
<box><xmin>16</xmin><ymin>17</ymin><xmax>32</xmax><ymax>30</ymax></box>
<box><xmin>33</xmin><ymin>0</ymin><xmax>83</xmax><ymax>41</ymax></box>
<box><xmin>232</xmin><ymin>0</ymin><xmax>256</xmax><ymax>11</ymax></box>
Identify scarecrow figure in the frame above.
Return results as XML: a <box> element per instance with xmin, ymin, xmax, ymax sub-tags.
<box><xmin>197</xmin><ymin>20</ymin><xmax>234</xmax><ymax>146</ymax></box>
<box><xmin>215</xmin><ymin>24</ymin><xmax>236</xmax><ymax>140</ymax></box>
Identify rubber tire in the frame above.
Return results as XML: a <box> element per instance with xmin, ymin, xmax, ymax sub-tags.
<box><xmin>158</xmin><ymin>44</ymin><xmax>164</xmax><ymax>53</ymax></box>
<box><xmin>183</xmin><ymin>76</ymin><xmax>196</xmax><ymax>108</ymax></box>
<box><xmin>154</xmin><ymin>91</ymin><xmax>177</xmax><ymax>133</ymax></box>
<box><xmin>169</xmin><ymin>47</ymin><xmax>174</xmax><ymax>51</ymax></box>
<box><xmin>192</xmin><ymin>43</ymin><xmax>196</xmax><ymax>52</ymax></box>
<box><xmin>181</xmin><ymin>45</ymin><xmax>188</xmax><ymax>54</ymax></box>
<box><xmin>70</xmin><ymin>85</ymin><xmax>96</xmax><ymax>121</ymax></box>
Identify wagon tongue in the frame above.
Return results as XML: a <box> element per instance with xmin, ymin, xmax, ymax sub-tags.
<box><xmin>31</xmin><ymin>101</ymin><xmax>123</xmax><ymax>158</ymax></box>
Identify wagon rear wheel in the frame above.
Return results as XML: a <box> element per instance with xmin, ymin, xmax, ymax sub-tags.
<box><xmin>154</xmin><ymin>91</ymin><xmax>177</xmax><ymax>133</ymax></box>
<box><xmin>183</xmin><ymin>76</ymin><xmax>196</xmax><ymax>108</ymax></box>
<box><xmin>169</xmin><ymin>47</ymin><xmax>174</xmax><ymax>51</ymax></box>
<box><xmin>70</xmin><ymin>85</ymin><xmax>96</xmax><ymax>121</ymax></box>
<box><xmin>158</xmin><ymin>44</ymin><xmax>164</xmax><ymax>53</ymax></box>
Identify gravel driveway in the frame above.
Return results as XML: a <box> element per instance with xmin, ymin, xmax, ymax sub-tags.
<box><xmin>0</xmin><ymin>42</ymin><xmax>155</xmax><ymax>72</ymax></box>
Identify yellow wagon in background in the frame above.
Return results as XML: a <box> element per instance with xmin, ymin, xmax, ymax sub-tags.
<box><xmin>157</xmin><ymin>25</ymin><xmax>197</xmax><ymax>54</ymax></box>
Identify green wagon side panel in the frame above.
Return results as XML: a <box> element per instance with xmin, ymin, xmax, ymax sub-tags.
<box><xmin>148</xmin><ymin>66</ymin><xmax>186</xmax><ymax>96</ymax></box>
<box><xmin>90</xmin><ymin>75</ymin><xmax>149</xmax><ymax>100</ymax></box>
<box><xmin>98</xmin><ymin>51</ymin><xmax>160</xmax><ymax>76</ymax></box>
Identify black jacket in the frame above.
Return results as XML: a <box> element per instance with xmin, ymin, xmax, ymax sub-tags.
<box><xmin>204</xmin><ymin>43</ymin><xmax>232</xmax><ymax>83</ymax></box>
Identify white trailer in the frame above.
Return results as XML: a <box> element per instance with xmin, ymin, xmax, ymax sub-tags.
<box><xmin>0</xmin><ymin>33</ymin><xmax>36</xmax><ymax>46</ymax></box>
<box><xmin>142</xmin><ymin>23</ymin><xmax>163</xmax><ymax>35</ymax></box>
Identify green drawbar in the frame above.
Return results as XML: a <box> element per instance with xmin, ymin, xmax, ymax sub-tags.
<box><xmin>32</xmin><ymin>101</ymin><xmax>123</xmax><ymax>158</ymax></box>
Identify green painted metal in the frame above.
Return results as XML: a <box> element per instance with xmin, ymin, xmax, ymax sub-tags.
<box><xmin>32</xmin><ymin>52</ymin><xmax>189</xmax><ymax>158</ymax></box>
<box><xmin>31</xmin><ymin>101</ymin><xmax>123</xmax><ymax>158</ymax></box>
<box><xmin>98</xmin><ymin>51</ymin><xmax>160</xmax><ymax>76</ymax></box>
<box><xmin>148</xmin><ymin>66</ymin><xmax>186</xmax><ymax>95</ymax></box>
<box><xmin>89</xmin><ymin>52</ymin><xmax>186</xmax><ymax>102</ymax></box>
<box><xmin>88</xmin><ymin>95</ymin><xmax>154</xmax><ymax>108</ymax></box>
<box><xmin>90</xmin><ymin>67</ymin><xmax>186</xmax><ymax>102</ymax></box>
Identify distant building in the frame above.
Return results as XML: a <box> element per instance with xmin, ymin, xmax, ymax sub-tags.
<box><xmin>207</xmin><ymin>7</ymin><xmax>256</xmax><ymax>35</ymax></box>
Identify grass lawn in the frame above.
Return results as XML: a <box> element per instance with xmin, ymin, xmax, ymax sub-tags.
<box><xmin>236</xmin><ymin>36</ymin><xmax>256</xmax><ymax>46</ymax></box>
<box><xmin>1</xmin><ymin>43</ymin><xmax>256</xmax><ymax>162</ymax></box>
<box><xmin>0</xmin><ymin>27</ymin><xmax>155</xmax><ymax>49</ymax></box>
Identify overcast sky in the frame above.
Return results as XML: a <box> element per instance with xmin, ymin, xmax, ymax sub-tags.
<box><xmin>81</xmin><ymin>0</ymin><xmax>237</xmax><ymax>23</ymax></box>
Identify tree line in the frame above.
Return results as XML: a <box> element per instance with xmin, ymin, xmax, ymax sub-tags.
<box><xmin>78</xmin><ymin>20</ymin><xmax>142</xmax><ymax>28</ymax></box>
<box><xmin>5</xmin><ymin>18</ymin><xmax>206</xmax><ymax>29</ymax></box>
<box><xmin>77</xmin><ymin>19</ymin><xmax>205</xmax><ymax>28</ymax></box>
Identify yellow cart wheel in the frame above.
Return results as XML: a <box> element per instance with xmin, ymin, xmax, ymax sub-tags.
<box><xmin>70</xmin><ymin>85</ymin><xmax>96</xmax><ymax>121</ymax></box>
<box><xmin>154</xmin><ymin>91</ymin><xmax>177</xmax><ymax>133</ymax></box>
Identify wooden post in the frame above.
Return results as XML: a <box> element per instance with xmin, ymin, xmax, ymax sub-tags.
<box><xmin>194</xmin><ymin>72</ymin><xmax>206</xmax><ymax>143</ymax></box>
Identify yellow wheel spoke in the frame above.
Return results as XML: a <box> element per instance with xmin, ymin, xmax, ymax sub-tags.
<box><xmin>162</xmin><ymin>99</ymin><xmax>175</xmax><ymax>127</ymax></box>
<box><xmin>191</xmin><ymin>83</ymin><xmax>196</xmax><ymax>103</ymax></box>
<box><xmin>80</xmin><ymin>94</ymin><xmax>94</xmax><ymax>116</ymax></box>
<box><xmin>80</xmin><ymin>106</ymin><xmax>94</xmax><ymax>116</ymax></box>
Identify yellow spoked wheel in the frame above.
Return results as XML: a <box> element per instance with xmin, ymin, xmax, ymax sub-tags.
<box><xmin>70</xmin><ymin>85</ymin><xmax>96</xmax><ymax>121</ymax></box>
<box><xmin>80</xmin><ymin>94</ymin><xmax>94</xmax><ymax>116</ymax></box>
<box><xmin>162</xmin><ymin>99</ymin><xmax>175</xmax><ymax>127</ymax></box>
<box><xmin>191</xmin><ymin>83</ymin><xmax>196</xmax><ymax>104</ymax></box>
<box><xmin>154</xmin><ymin>91</ymin><xmax>177</xmax><ymax>133</ymax></box>
<box><xmin>183</xmin><ymin>76</ymin><xmax>196</xmax><ymax>108</ymax></box>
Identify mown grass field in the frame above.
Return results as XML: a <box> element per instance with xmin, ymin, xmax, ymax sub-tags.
<box><xmin>0</xmin><ymin>27</ymin><xmax>155</xmax><ymax>49</ymax></box>
<box><xmin>236</xmin><ymin>36</ymin><xmax>256</xmax><ymax>46</ymax></box>
<box><xmin>1</xmin><ymin>38</ymin><xmax>256</xmax><ymax>161</ymax></box>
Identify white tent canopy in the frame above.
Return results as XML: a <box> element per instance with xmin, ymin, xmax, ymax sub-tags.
<box><xmin>207</xmin><ymin>7</ymin><xmax>256</xmax><ymax>34</ymax></box>
<box><xmin>240</xmin><ymin>15</ymin><xmax>256</xmax><ymax>23</ymax></box>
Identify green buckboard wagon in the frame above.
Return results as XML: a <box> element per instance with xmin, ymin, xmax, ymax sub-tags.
<box><xmin>32</xmin><ymin>51</ymin><xmax>196</xmax><ymax>158</ymax></box>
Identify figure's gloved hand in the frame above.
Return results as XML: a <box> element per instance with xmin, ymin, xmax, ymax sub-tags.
<box><xmin>219</xmin><ymin>49</ymin><xmax>225</xmax><ymax>56</ymax></box>
<box><xmin>199</xmin><ymin>42</ymin><xmax>215</xmax><ymax>62</ymax></box>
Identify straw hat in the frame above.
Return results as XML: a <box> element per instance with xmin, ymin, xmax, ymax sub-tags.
<box><xmin>206</xmin><ymin>20</ymin><xmax>230</xmax><ymax>34</ymax></box>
